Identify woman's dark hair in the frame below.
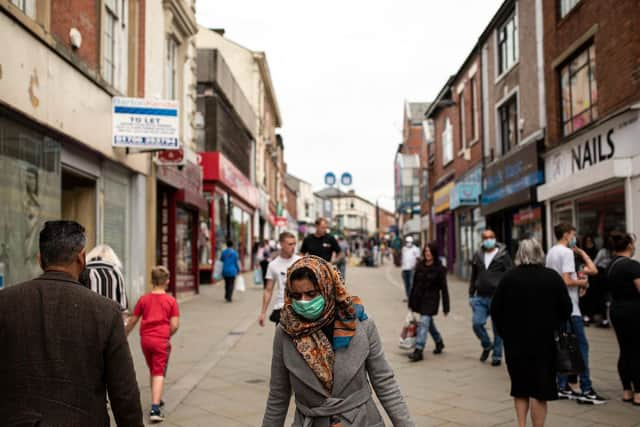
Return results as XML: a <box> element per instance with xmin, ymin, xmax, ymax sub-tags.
<box><xmin>608</xmin><ymin>231</ymin><xmax>635</xmax><ymax>253</ymax></box>
<box><xmin>289</xmin><ymin>266</ymin><xmax>319</xmax><ymax>289</ymax></box>
<box><xmin>423</xmin><ymin>241</ymin><xmax>441</xmax><ymax>265</ymax></box>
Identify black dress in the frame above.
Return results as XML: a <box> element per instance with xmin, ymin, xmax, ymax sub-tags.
<box><xmin>491</xmin><ymin>265</ymin><xmax>572</xmax><ymax>400</ymax></box>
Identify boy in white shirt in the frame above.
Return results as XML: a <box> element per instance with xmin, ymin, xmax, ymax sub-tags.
<box><xmin>259</xmin><ymin>232</ymin><xmax>301</xmax><ymax>326</ymax></box>
<box><xmin>546</xmin><ymin>222</ymin><xmax>605</xmax><ymax>405</ymax></box>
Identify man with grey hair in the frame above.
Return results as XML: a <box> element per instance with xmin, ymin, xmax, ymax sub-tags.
<box><xmin>0</xmin><ymin>220</ymin><xmax>143</xmax><ymax>425</ymax></box>
<box><xmin>469</xmin><ymin>229</ymin><xmax>513</xmax><ymax>366</ymax></box>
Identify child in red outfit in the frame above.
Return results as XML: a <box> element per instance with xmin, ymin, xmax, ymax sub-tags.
<box><xmin>126</xmin><ymin>266</ymin><xmax>179</xmax><ymax>422</ymax></box>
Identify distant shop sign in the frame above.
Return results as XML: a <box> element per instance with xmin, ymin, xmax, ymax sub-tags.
<box><xmin>112</xmin><ymin>97</ymin><xmax>179</xmax><ymax>149</ymax></box>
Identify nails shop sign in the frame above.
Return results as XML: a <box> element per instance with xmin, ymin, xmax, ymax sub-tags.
<box><xmin>545</xmin><ymin>109</ymin><xmax>640</xmax><ymax>184</ymax></box>
<box><xmin>112</xmin><ymin>97</ymin><xmax>180</xmax><ymax>149</ymax></box>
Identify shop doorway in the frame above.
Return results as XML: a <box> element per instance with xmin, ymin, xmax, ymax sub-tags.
<box><xmin>61</xmin><ymin>170</ymin><xmax>97</xmax><ymax>249</ymax></box>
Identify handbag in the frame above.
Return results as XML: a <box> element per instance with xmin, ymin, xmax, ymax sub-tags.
<box><xmin>554</xmin><ymin>321</ymin><xmax>585</xmax><ymax>376</ymax></box>
<box><xmin>253</xmin><ymin>268</ymin><xmax>263</xmax><ymax>285</ymax></box>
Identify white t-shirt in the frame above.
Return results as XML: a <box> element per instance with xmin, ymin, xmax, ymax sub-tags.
<box><xmin>484</xmin><ymin>249</ymin><xmax>498</xmax><ymax>269</ymax></box>
<box><xmin>266</xmin><ymin>254</ymin><xmax>301</xmax><ymax>310</ymax></box>
<box><xmin>401</xmin><ymin>245</ymin><xmax>421</xmax><ymax>271</ymax></box>
<box><xmin>546</xmin><ymin>244</ymin><xmax>580</xmax><ymax>316</ymax></box>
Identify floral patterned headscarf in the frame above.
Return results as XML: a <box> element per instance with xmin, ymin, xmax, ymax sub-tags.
<box><xmin>280</xmin><ymin>255</ymin><xmax>367</xmax><ymax>394</ymax></box>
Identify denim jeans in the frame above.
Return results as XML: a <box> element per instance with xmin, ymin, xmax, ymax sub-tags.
<box><xmin>470</xmin><ymin>296</ymin><xmax>503</xmax><ymax>361</ymax></box>
<box><xmin>558</xmin><ymin>315</ymin><xmax>592</xmax><ymax>393</ymax></box>
<box><xmin>401</xmin><ymin>270</ymin><xmax>413</xmax><ymax>299</ymax></box>
<box><xmin>415</xmin><ymin>315</ymin><xmax>443</xmax><ymax>350</ymax></box>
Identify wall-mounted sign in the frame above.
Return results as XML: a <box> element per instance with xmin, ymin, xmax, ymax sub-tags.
<box><xmin>450</xmin><ymin>167</ymin><xmax>482</xmax><ymax>210</ymax></box>
<box><xmin>112</xmin><ymin>97</ymin><xmax>179</xmax><ymax>149</ymax></box>
<box><xmin>434</xmin><ymin>182</ymin><xmax>454</xmax><ymax>213</ymax></box>
<box><xmin>156</xmin><ymin>148</ymin><xmax>185</xmax><ymax>166</ymax></box>
<box><xmin>324</xmin><ymin>172</ymin><xmax>337</xmax><ymax>186</ymax></box>
<box><xmin>340</xmin><ymin>172</ymin><xmax>353</xmax><ymax>186</ymax></box>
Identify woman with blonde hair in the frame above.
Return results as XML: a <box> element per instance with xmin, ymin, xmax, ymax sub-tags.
<box><xmin>491</xmin><ymin>238</ymin><xmax>572</xmax><ymax>427</ymax></box>
<box><xmin>82</xmin><ymin>244</ymin><xmax>128</xmax><ymax>314</ymax></box>
<box><xmin>262</xmin><ymin>255</ymin><xmax>414</xmax><ymax>426</ymax></box>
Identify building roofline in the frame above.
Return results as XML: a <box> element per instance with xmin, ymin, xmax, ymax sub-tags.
<box><xmin>254</xmin><ymin>52</ymin><xmax>283</xmax><ymax>127</ymax></box>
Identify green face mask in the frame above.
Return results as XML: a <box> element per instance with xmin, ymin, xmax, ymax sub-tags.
<box><xmin>291</xmin><ymin>295</ymin><xmax>326</xmax><ymax>320</ymax></box>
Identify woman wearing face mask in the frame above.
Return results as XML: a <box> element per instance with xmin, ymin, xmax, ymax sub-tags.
<box><xmin>407</xmin><ymin>241</ymin><xmax>449</xmax><ymax>362</ymax></box>
<box><xmin>262</xmin><ymin>256</ymin><xmax>414</xmax><ymax>427</ymax></box>
<box><xmin>606</xmin><ymin>231</ymin><xmax>640</xmax><ymax>405</ymax></box>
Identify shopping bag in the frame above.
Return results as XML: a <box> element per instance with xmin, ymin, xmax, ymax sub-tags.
<box><xmin>235</xmin><ymin>275</ymin><xmax>246</xmax><ymax>292</ymax></box>
<box><xmin>253</xmin><ymin>268</ymin><xmax>263</xmax><ymax>286</ymax></box>
<box><xmin>213</xmin><ymin>260</ymin><xmax>223</xmax><ymax>282</ymax></box>
<box><xmin>399</xmin><ymin>312</ymin><xmax>419</xmax><ymax>350</ymax></box>
<box><xmin>555</xmin><ymin>323</ymin><xmax>585</xmax><ymax>375</ymax></box>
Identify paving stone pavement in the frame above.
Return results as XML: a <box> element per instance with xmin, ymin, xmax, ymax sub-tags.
<box><xmin>119</xmin><ymin>265</ymin><xmax>640</xmax><ymax>426</ymax></box>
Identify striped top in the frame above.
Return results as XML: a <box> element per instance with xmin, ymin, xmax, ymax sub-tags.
<box><xmin>86</xmin><ymin>260</ymin><xmax>128</xmax><ymax>311</ymax></box>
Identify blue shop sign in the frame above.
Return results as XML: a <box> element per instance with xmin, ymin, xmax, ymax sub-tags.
<box><xmin>481</xmin><ymin>142</ymin><xmax>543</xmax><ymax>205</ymax></box>
<box><xmin>450</xmin><ymin>167</ymin><xmax>482</xmax><ymax>210</ymax></box>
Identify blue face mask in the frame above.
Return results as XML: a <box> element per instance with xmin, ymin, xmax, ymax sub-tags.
<box><xmin>568</xmin><ymin>237</ymin><xmax>577</xmax><ymax>248</ymax></box>
<box><xmin>483</xmin><ymin>239</ymin><xmax>496</xmax><ymax>250</ymax></box>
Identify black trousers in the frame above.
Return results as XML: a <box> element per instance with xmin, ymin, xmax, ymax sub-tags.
<box><xmin>611</xmin><ymin>301</ymin><xmax>640</xmax><ymax>392</ymax></box>
<box><xmin>260</xmin><ymin>260</ymin><xmax>269</xmax><ymax>286</ymax></box>
<box><xmin>224</xmin><ymin>276</ymin><xmax>235</xmax><ymax>301</ymax></box>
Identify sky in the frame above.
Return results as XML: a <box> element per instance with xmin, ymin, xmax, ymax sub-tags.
<box><xmin>196</xmin><ymin>1</ymin><xmax>504</xmax><ymax>211</ymax></box>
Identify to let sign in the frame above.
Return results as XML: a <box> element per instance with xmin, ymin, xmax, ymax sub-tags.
<box><xmin>112</xmin><ymin>97</ymin><xmax>180</xmax><ymax>149</ymax></box>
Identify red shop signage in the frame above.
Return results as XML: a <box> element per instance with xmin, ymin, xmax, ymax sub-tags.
<box><xmin>198</xmin><ymin>152</ymin><xmax>258</xmax><ymax>207</ymax></box>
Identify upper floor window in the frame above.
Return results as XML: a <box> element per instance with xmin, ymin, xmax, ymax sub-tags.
<box><xmin>10</xmin><ymin>0</ymin><xmax>35</xmax><ymax>18</ymax></box>
<box><xmin>103</xmin><ymin>0</ymin><xmax>128</xmax><ymax>91</ymax></box>
<box><xmin>470</xmin><ymin>76</ymin><xmax>478</xmax><ymax>141</ymax></box>
<box><xmin>561</xmin><ymin>44</ymin><xmax>598</xmax><ymax>136</ymax></box>
<box><xmin>499</xmin><ymin>94</ymin><xmax>518</xmax><ymax>154</ymax></box>
<box><xmin>459</xmin><ymin>90</ymin><xmax>466</xmax><ymax>150</ymax></box>
<box><xmin>165</xmin><ymin>36</ymin><xmax>179</xmax><ymax>99</ymax></box>
<box><xmin>497</xmin><ymin>12</ymin><xmax>518</xmax><ymax>76</ymax></box>
<box><xmin>442</xmin><ymin>118</ymin><xmax>454</xmax><ymax>165</ymax></box>
<box><xmin>559</xmin><ymin>0</ymin><xmax>581</xmax><ymax>18</ymax></box>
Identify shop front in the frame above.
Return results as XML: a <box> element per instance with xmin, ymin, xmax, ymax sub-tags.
<box><xmin>433</xmin><ymin>180</ymin><xmax>455</xmax><ymax>272</ymax></box>
<box><xmin>157</xmin><ymin>161</ymin><xmax>208</xmax><ymax>295</ymax></box>
<box><xmin>538</xmin><ymin>107</ymin><xmax>640</xmax><ymax>251</ymax></box>
<box><xmin>199</xmin><ymin>152</ymin><xmax>258</xmax><ymax>281</ymax></box>
<box><xmin>450</xmin><ymin>166</ymin><xmax>484</xmax><ymax>280</ymax></box>
<box><xmin>482</xmin><ymin>141</ymin><xmax>544</xmax><ymax>255</ymax></box>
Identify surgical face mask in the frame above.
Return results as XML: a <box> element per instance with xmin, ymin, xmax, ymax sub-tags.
<box><xmin>482</xmin><ymin>238</ymin><xmax>496</xmax><ymax>250</ymax></box>
<box><xmin>568</xmin><ymin>237</ymin><xmax>577</xmax><ymax>248</ymax></box>
<box><xmin>291</xmin><ymin>295</ymin><xmax>326</xmax><ymax>320</ymax></box>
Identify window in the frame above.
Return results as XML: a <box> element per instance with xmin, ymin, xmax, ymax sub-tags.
<box><xmin>165</xmin><ymin>36</ymin><xmax>179</xmax><ymax>99</ymax></box>
<box><xmin>560</xmin><ymin>45</ymin><xmax>598</xmax><ymax>136</ymax></box>
<box><xmin>10</xmin><ymin>0</ymin><xmax>35</xmax><ymax>18</ymax></box>
<box><xmin>459</xmin><ymin>90</ymin><xmax>466</xmax><ymax>150</ymax></box>
<box><xmin>442</xmin><ymin>118</ymin><xmax>454</xmax><ymax>165</ymax></box>
<box><xmin>103</xmin><ymin>0</ymin><xmax>128</xmax><ymax>91</ymax></box>
<box><xmin>499</xmin><ymin>95</ymin><xmax>518</xmax><ymax>154</ymax></box>
<box><xmin>559</xmin><ymin>0</ymin><xmax>581</xmax><ymax>18</ymax></box>
<box><xmin>422</xmin><ymin>119</ymin><xmax>434</xmax><ymax>144</ymax></box>
<box><xmin>497</xmin><ymin>13</ymin><xmax>518</xmax><ymax>75</ymax></box>
<box><xmin>470</xmin><ymin>77</ymin><xmax>478</xmax><ymax>141</ymax></box>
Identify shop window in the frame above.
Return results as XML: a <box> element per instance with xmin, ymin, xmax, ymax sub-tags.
<box><xmin>560</xmin><ymin>44</ymin><xmax>598</xmax><ymax>136</ymax></box>
<box><xmin>559</xmin><ymin>0</ymin><xmax>581</xmax><ymax>18</ymax></box>
<box><xmin>0</xmin><ymin>115</ymin><xmax>61</xmax><ymax>287</ymax></box>
<box><xmin>497</xmin><ymin>12</ymin><xmax>518</xmax><ymax>76</ymax></box>
<box><xmin>10</xmin><ymin>0</ymin><xmax>35</xmax><ymax>18</ymax></box>
<box><xmin>214</xmin><ymin>193</ymin><xmax>227</xmax><ymax>262</ymax></box>
<box><xmin>175</xmin><ymin>206</ymin><xmax>194</xmax><ymax>276</ymax></box>
<box><xmin>442</xmin><ymin>118</ymin><xmax>454</xmax><ymax>165</ymax></box>
<box><xmin>499</xmin><ymin>94</ymin><xmax>518</xmax><ymax>154</ymax></box>
<box><xmin>103</xmin><ymin>0</ymin><xmax>128</xmax><ymax>92</ymax></box>
<box><xmin>198</xmin><ymin>195</ymin><xmax>212</xmax><ymax>269</ymax></box>
<box><xmin>575</xmin><ymin>187</ymin><xmax>625</xmax><ymax>251</ymax></box>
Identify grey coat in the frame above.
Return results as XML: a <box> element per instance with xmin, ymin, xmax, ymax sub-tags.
<box><xmin>262</xmin><ymin>318</ymin><xmax>414</xmax><ymax>427</ymax></box>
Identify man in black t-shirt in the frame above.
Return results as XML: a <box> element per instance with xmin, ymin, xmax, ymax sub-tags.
<box><xmin>300</xmin><ymin>218</ymin><xmax>342</xmax><ymax>263</ymax></box>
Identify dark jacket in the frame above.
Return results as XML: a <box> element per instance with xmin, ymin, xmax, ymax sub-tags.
<box><xmin>408</xmin><ymin>261</ymin><xmax>450</xmax><ymax>316</ymax></box>
<box><xmin>469</xmin><ymin>243</ymin><xmax>513</xmax><ymax>298</ymax></box>
<box><xmin>0</xmin><ymin>271</ymin><xmax>143</xmax><ymax>427</ymax></box>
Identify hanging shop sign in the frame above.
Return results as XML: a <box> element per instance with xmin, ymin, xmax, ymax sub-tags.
<box><xmin>112</xmin><ymin>97</ymin><xmax>179</xmax><ymax>149</ymax></box>
<box><xmin>450</xmin><ymin>167</ymin><xmax>482</xmax><ymax>210</ymax></box>
<box><xmin>434</xmin><ymin>182</ymin><xmax>455</xmax><ymax>214</ymax></box>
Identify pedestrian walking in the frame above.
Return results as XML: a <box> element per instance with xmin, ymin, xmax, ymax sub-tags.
<box><xmin>546</xmin><ymin>223</ymin><xmax>606</xmax><ymax>404</ymax></box>
<box><xmin>300</xmin><ymin>217</ymin><xmax>342</xmax><ymax>263</ymax></box>
<box><xmin>592</xmin><ymin>243</ymin><xmax>613</xmax><ymax>328</ymax></box>
<box><xmin>262</xmin><ymin>256</ymin><xmax>415</xmax><ymax>426</ymax></box>
<box><xmin>407</xmin><ymin>241</ymin><xmax>449</xmax><ymax>362</ymax></box>
<box><xmin>606</xmin><ymin>231</ymin><xmax>640</xmax><ymax>405</ymax></box>
<box><xmin>469</xmin><ymin>229</ymin><xmax>513</xmax><ymax>366</ymax></box>
<box><xmin>0</xmin><ymin>220</ymin><xmax>143</xmax><ymax>426</ymax></box>
<box><xmin>491</xmin><ymin>238</ymin><xmax>572</xmax><ymax>427</ymax></box>
<box><xmin>259</xmin><ymin>232</ymin><xmax>301</xmax><ymax>327</ymax></box>
<box><xmin>221</xmin><ymin>239</ymin><xmax>241</xmax><ymax>302</ymax></box>
<box><xmin>336</xmin><ymin>235</ymin><xmax>350</xmax><ymax>279</ymax></box>
<box><xmin>126</xmin><ymin>266</ymin><xmax>180</xmax><ymax>422</ymax></box>
<box><xmin>258</xmin><ymin>240</ymin><xmax>272</xmax><ymax>285</ymax></box>
<box><xmin>400</xmin><ymin>236</ymin><xmax>420</xmax><ymax>301</ymax></box>
<box><xmin>81</xmin><ymin>243</ymin><xmax>128</xmax><ymax>321</ymax></box>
